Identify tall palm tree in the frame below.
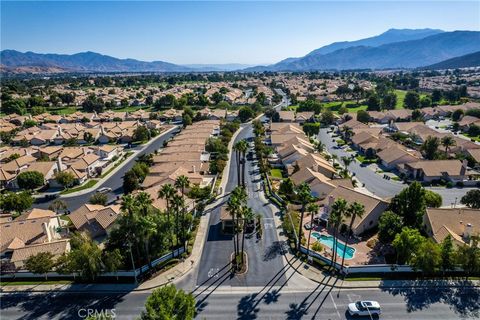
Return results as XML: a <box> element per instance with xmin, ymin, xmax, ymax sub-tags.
<box><xmin>175</xmin><ymin>176</ymin><xmax>190</xmax><ymax>251</ymax></box>
<box><xmin>226</xmin><ymin>194</ymin><xmax>241</xmax><ymax>268</ymax></box>
<box><xmin>158</xmin><ymin>183</ymin><xmax>176</xmax><ymax>249</ymax></box>
<box><xmin>328</xmin><ymin>198</ymin><xmax>347</xmax><ymax>270</ymax></box>
<box><xmin>135</xmin><ymin>191</ymin><xmax>153</xmax><ymax>216</ymax></box>
<box><xmin>240</xmin><ymin>206</ymin><xmax>254</xmax><ymax>266</ymax></box>
<box><xmin>171</xmin><ymin>194</ymin><xmax>184</xmax><ymax>249</ymax></box>
<box><xmin>315</xmin><ymin>141</ymin><xmax>325</xmax><ymax>153</ymax></box>
<box><xmin>305</xmin><ymin>203</ymin><xmax>319</xmax><ymax>258</ymax></box>
<box><xmin>234</xmin><ymin>140</ymin><xmax>249</xmax><ymax>187</ymax></box>
<box><xmin>340</xmin><ymin>201</ymin><xmax>365</xmax><ymax>271</ymax></box>
<box><xmin>296</xmin><ymin>183</ymin><xmax>312</xmax><ymax>252</ymax></box>
<box><xmin>441</xmin><ymin>135</ymin><xmax>456</xmax><ymax>156</ymax></box>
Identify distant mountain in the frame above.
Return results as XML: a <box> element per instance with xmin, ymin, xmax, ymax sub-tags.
<box><xmin>249</xmin><ymin>30</ymin><xmax>480</xmax><ymax>71</ymax></box>
<box><xmin>183</xmin><ymin>63</ymin><xmax>254</xmax><ymax>71</ymax></box>
<box><xmin>267</xmin><ymin>28</ymin><xmax>444</xmax><ymax>70</ymax></box>
<box><xmin>0</xmin><ymin>50</ymin><xmax>192</xmax><ymax>73</ymax></box>
<box><xmin>423</xmin><ymin>51</ymin><xmax>480</xmax><ymax>69</ymax></box>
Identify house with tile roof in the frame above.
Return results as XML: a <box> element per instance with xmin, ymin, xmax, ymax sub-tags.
<box><xmin>68</xmin><ymin>204</ymin><xmax>122</xmax><ymax>238</ymax></box>
<box><xmin>423</xmin><ymin>208</ymin><xmax>480</xmax><ymax>246</ymax></box>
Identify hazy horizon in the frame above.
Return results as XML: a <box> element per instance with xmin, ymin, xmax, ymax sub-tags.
<box><xmin>2</xmin><ymin>1</ymin><xmax>479</xmax><ymax>65</ymax></box>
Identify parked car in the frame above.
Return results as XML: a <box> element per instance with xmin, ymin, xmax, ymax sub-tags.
<box><xmin>348</xmin><ymin>301</ymin><xmax>381</xmax><ymax>317</ymax></box>
<box><xmin>97</xmin><ymin>187</ymin><xmax>112</xmax><ymax>194</ymax></box>
<box><xmin>304</xmin><ymin>223</ymin><xmax>312</xmax><ymax>230</ymax></box>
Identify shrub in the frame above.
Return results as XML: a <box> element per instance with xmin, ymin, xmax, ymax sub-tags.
<box><xmin>311</xmin><ymin>242</ymin><xmax>323</xmax><ymax>252</ymax></box>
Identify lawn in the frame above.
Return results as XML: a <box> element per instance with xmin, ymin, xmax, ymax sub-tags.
<box><xmin>394</xmin><ymin>89</ymin><xmax>427</xmax><ymax>109</ymax></box>
<box><xmin>49</xmin><ymin>106</ymin><xmax>78</xmax><ymax>115</ymax></box>
<box><xmin>322</xmin><ymin>100</ymin><xmax>368</xmax><ymax>114</ymax></box>
<box><xmin>100</xmin><ymin>152</ymin><xmax>133</xmax><ymax>178</ymax></box>
<box><xmin>270</xmin><ymin>168</ymin><xmax>283</xmax><ymax>179</ymax></box>
<box><xmin>113</xmin><ymin>106</ymin><xmax>152</xmax><ymax>112</ymax></box>
<box><xmin>355</xmin><ymin>154</ymin><xmax>377</xmax><ymax>164</ymax></box>
<box><xmin>60</xmin><ymin>179</ymin><xmax>98</xmax><ymax>195</ymax></box>
<box><xmin>1</xmin><ymin>280</ymin><xmax>73</xmax><ymax>286</ymax></box>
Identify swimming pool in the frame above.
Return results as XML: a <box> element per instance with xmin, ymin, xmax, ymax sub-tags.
<box><xmin>311</xmin><ymin>232</ymin><xmax>356</xmax><ymax>260</ymax></box>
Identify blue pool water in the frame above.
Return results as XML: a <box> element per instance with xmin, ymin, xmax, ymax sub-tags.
<box><xmin>311</xmin><ymin>232</ymin><xmax>356</xmax><ymax>259</ymax></box>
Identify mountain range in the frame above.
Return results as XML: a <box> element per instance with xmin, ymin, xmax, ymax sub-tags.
<box><xmin>424</xmin><ymin>51</ymin><xmax>480</xmax><ymax>70</ymax></box>
<box><xmin>2</xmin><ymin>28</ymin><xmax>480</xmax><ymax>74</ymax></box>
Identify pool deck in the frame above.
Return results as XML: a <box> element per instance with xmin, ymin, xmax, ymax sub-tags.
<box><xmin>302</xmin><ymin>224</ymin><xmax>385</xmax><ymax>266</ymax></box>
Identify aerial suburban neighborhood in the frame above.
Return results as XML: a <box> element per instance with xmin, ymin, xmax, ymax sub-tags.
<box><xmin>1</xmin><ymin>1</ymin><xmax>480</xmax><ymax>319</ymax></box>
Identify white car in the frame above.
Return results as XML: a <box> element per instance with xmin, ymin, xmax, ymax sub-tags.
<box><xmin>97</xmin><ymin>187</ymin><xmax>112</xmax><ymax>194</ymax></box>
<box><xmin>348</xmin><ymin>301</ymin><xmax>381</xmax><ymax>317</ymax></box>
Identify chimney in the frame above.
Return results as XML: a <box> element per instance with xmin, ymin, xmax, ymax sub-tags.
<box><xmin>192</xmin><ymin>165</ymin><xmax>196</xmax><ymax>174</ymax></box>
<box><xmin>461</xmin><ymin>159</ymin><xmax>468</xmax><ymax>176</ymax></box>
<box><xmin>464</xmin><ymin>223</ymin><xmax>473</xmax><ymax>239</ymax></box>
<box><xmin>57</xmin><ymin>125</ymin><xmax>62</xmax><ymax>135</ymax></box>
<box><xmin>56</xmin><ymin>156</ymin><xmax>63</xmax><ymax>172</ymax></box>
<box><xmin>42</xmin><ymin>222</ymin><xmax>52</xmax><ymax>242</ymax></box>
<box><xmin>100</xmin><ymin>125</ymin><xmax>105</xmax><ymax>135</ymax></box>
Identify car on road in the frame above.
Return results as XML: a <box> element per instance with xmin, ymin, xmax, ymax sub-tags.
<box><xmin>348</xmin><ymin>301</ymin><xmax>381</xmax><ymax>317</ymax></box>
<box><xmin>97</xmin><ymin>187</ymin><xmax>112</xmax><ymax>194</ymax></box>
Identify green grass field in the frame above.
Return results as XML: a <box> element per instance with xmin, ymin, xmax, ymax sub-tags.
<box><xmin>60</xmin><ymin>179</ymin><xmax>98</xmax><ymax>195</ymax></box>
<box><xmin>270</xmin><ymin>168</ymin><xmax>283</xmax><ymax>179</ymax></box>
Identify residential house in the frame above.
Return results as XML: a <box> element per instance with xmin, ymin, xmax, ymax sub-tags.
<box><xmin>68</xmin><ymin>204</ymin><xmax>122</xmax><ymax>238</ymax></box>
<box><xmin>423</xmin><ymin>208</ymin><xmax>480</xmax><ymax>246</ymax></box>
<box><xmin>278</xmin><ymin>111</ymin><xmax>295</xmax><ymax>122</ymax></box>
<box><xmin>404</xmin><ymin>160</ymin><xmax>468</xmax><ymax>183</ymax></box>
<box><xmin>320</xmin><ymin>186</ymin><xmax>389</xmax><ymax>235</ymax></box>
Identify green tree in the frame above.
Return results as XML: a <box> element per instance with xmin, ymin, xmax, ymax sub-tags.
<box><xmin>133</xmin><ymin>126</ymin><xmax>151</xmax><ymax>142</ymax></box>
<box><xmin>302</xmin><ymin>123</ymin><xmax>320</xmax><ymax>137</ymax></box>
<box><xmin>424</xmin><ymin>190</ymin><xmax>442</xmax><ymax>208</ymax></box>
<box><xmin>366</xmin><ymin>94</ymin><xmax>380</xmax><ymax>111</ymax></box>
<box><xmin>55</xmin><ymin>171</ymin><xmax>76</xmax><ymax>189</ymax></box>
<box><xmin>389</xmin><ymin>182</ymin><xmax>426</xmax><ymax>228</ymax></box>
<box><xmin>49</xmin><ymin>199</ymin><xmax>67</xmax><ymax>214</ymax></box>
<box><xmin>279</xmin><ymin>178</ymin><xmax>295</xmax><ymax>200</ymax></box>
<box><xmin>392</xmin><ymin>227</ymin><xmax>425</xmax><ymax>264</ymax></box>
<box><xmin>340</xmin><ymin>201</ymin><xmax>365</xmax><ymax>269</ymax></box>
<box><xmin>175</xmin><ymin>175</ymin><xmax>190</xmax><ymax>252</ymax></box>
<box><xmin>305</xmin><ymin>203</ymin><xmax>320</xmax><ymax>257</ymax></box>
<box><xmin>320</xmin><ymin>110</ymin><xmax>335</xmax><ymax>125</ymax></box>
<box><xmin>66</xmin><ymin>233</ymin><xmax>104</xmax><ymax>280</ymax></box>
<box><xmin>460</xmin><ymin>189</ymin><xmax>480</xmax><ymax>209</ymax></box>
<box><xmin>456</xmin><ymin>236</ymin><xmax>480</xmax><ymax>279</ymax></box>
<box><xmin>3</xmin><ymin>99</ymin><xmax>27</xmax><ymax>115</ymax></box>
<box><xmin>123</xmin><ymin>170</ymin><xmax>140</xmax><ymax>194</ymax></box>
<box><xmin>89</xmin><ymin>193</ymin><xmax>108</xmax><ymax>205</ymax></box>
<box><xmin>378</xmin><ymin>211</ymin><xmax>403</xmax><ymax>244</ymax></box>
<box><xmin>404</xmin><ymin>91</ymin><xmax>420</xmax><ymax>109</ymax></box>
<box><xmin>238</xmin><ymin>106</ymin><xmax>254</xmax><ymax>122</ymax></box>
<box><xmin>17</xmin><ymin>171</ymin><xmax>45</xmax><ymax>190</ymax></box>
<box><xmin>356</xmin><ymin>110</ymin><xmax>370</xmax><ymax>123</ymax></box>
<box><xmin>441</xmin><ymin>135</ymin><xmax>456</xmax><ymax>155</ymax></box>
<box><xmin>381</xmin><ymin>92</ymin><xmax>397</xmax><ymax>110</ymax></box>
<box><xmin>410</xmin><ymin>239</ymin><xmax>441</xmax><ymax>275</ymax></box>
<box><xmin>421</xmin><ymin>136</ymin><xmax>440</xmax><ymax>160</ymax></box>
<box><xmin>329</xmin><ymin>198</ymin><xmax>347</xmax><ymax>268</ymax></box>
<box><xmin>420</xmin><ymin>96</ymin><xmax>432</xmax><ymax>108</ymax></box>
<box><xmin>141</xmin><ymin>285</ymin><xmax>195</xmax><ymax>320</ymax></box>
<box><xmin>25</xmin><ymin>252</ymin><xmax>55</xmax><ymax>280</ymax></box>
<box><xmin>440</xmin><ymin>235</ymin><xmax>456</xmax><ymax>273</ymax></box>
<box><xmin>296</xmin><ymin>183</ymin><xmax>313</xmax><ymax>252</ymax></box>
<box><xmin>0</xmin><ymin>191</ymin><xmax>34</xmax><ymax>213</ymax></box>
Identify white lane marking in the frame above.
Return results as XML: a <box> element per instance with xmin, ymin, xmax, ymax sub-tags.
<box><xmin>208</xmin><ymin>267</ymin><xmax>219</xmax><ymax>278</ymax></box>
<box><xmin>329</xmin><ymin>292</ymin><xmax>342</xmax><ymax>319</ymax></box>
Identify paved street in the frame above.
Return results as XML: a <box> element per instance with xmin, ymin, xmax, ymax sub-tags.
<box><xmin>318</xmin><ymin>128</ymin><xmax>475</xmax><ymax>206</ymax></box>
<box><xmin>32</xmin><ymin>126</ymin><xmax>179</xmax><ymax>212</ymax></box>
<box><xmin>1</xmin><ymin>284</ymin><xmax>479</xmax><ymax>319</ymax></box>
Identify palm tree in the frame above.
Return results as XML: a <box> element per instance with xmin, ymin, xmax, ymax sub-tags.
<box><xmin>175</xmin><ymin>176</ymin><xmax>190</xmax><ymax>251</ymax></box>
<box><xmin>49</xmin><ymin>199</ymin><xmax>67</xmax><ymax>214</ymax></box>
<box><xmin>240</xmin><ymin>206</ymin><xmax>254</xmax><ymax>266</ymax></box>
<box><xmin>341</xmin><ymin>156</ymin><xmax>352</xmax><ymax>170</ymax></box>
<box><xmin>158</xmin><ymin>183</ymin><xmax>176</xmax><ymax>249</ymax></box>
<box><xmin>315</xmin><ymin>141</ymin><xmax>325</xmax><ymax>153</ymax></box>
<box><xmin>171</xmin><ymin>194</ymin><xmax>184</xmax><ymax>249</ymax></box>
<box><xmin>305</xmin><ymin>203</ymin><xmax>319</xmax><ymax>258</ymax></box>
<box><xmin>441</xmin><ymin>135</ymin><xmax>456</xmax><ymax>156</ymax></box>
<box><xmin>296</xmin><ymin>183</ymin><xmax>312</xmax><ymax>252</ymax></box>
<box><xmin>135</xmin><ymin>191</ymin><xmax>153</xmax><ymax>216</ymax></box>
<box><xmin>341</xmin><ymin>126</ymin><xmax>354</xmax><ymax>141</ymax></box>
<box><xmin>234</xmin><ymin>140</ymin><xmax>248</xmax><ymax>187</ymax></box>
<box><xmin>328</xmin><ymin>198</ymin><xmax>347</xmax><ymax>270</ymax></box>
<box><xmin>226</xmin><ymin>194</ymin><xmax>240</xmax><ymax>268</ymax></box>
<box><xmin>340</xmin><ymin>201</ymin><xmax>365</xmax><ymax>271</ymax></box>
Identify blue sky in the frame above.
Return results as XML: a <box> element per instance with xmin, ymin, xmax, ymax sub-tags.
<box><xmin>1</xmin><ymin>1</ymin><xmax>479</xmax><ymax>64</ymax></box>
